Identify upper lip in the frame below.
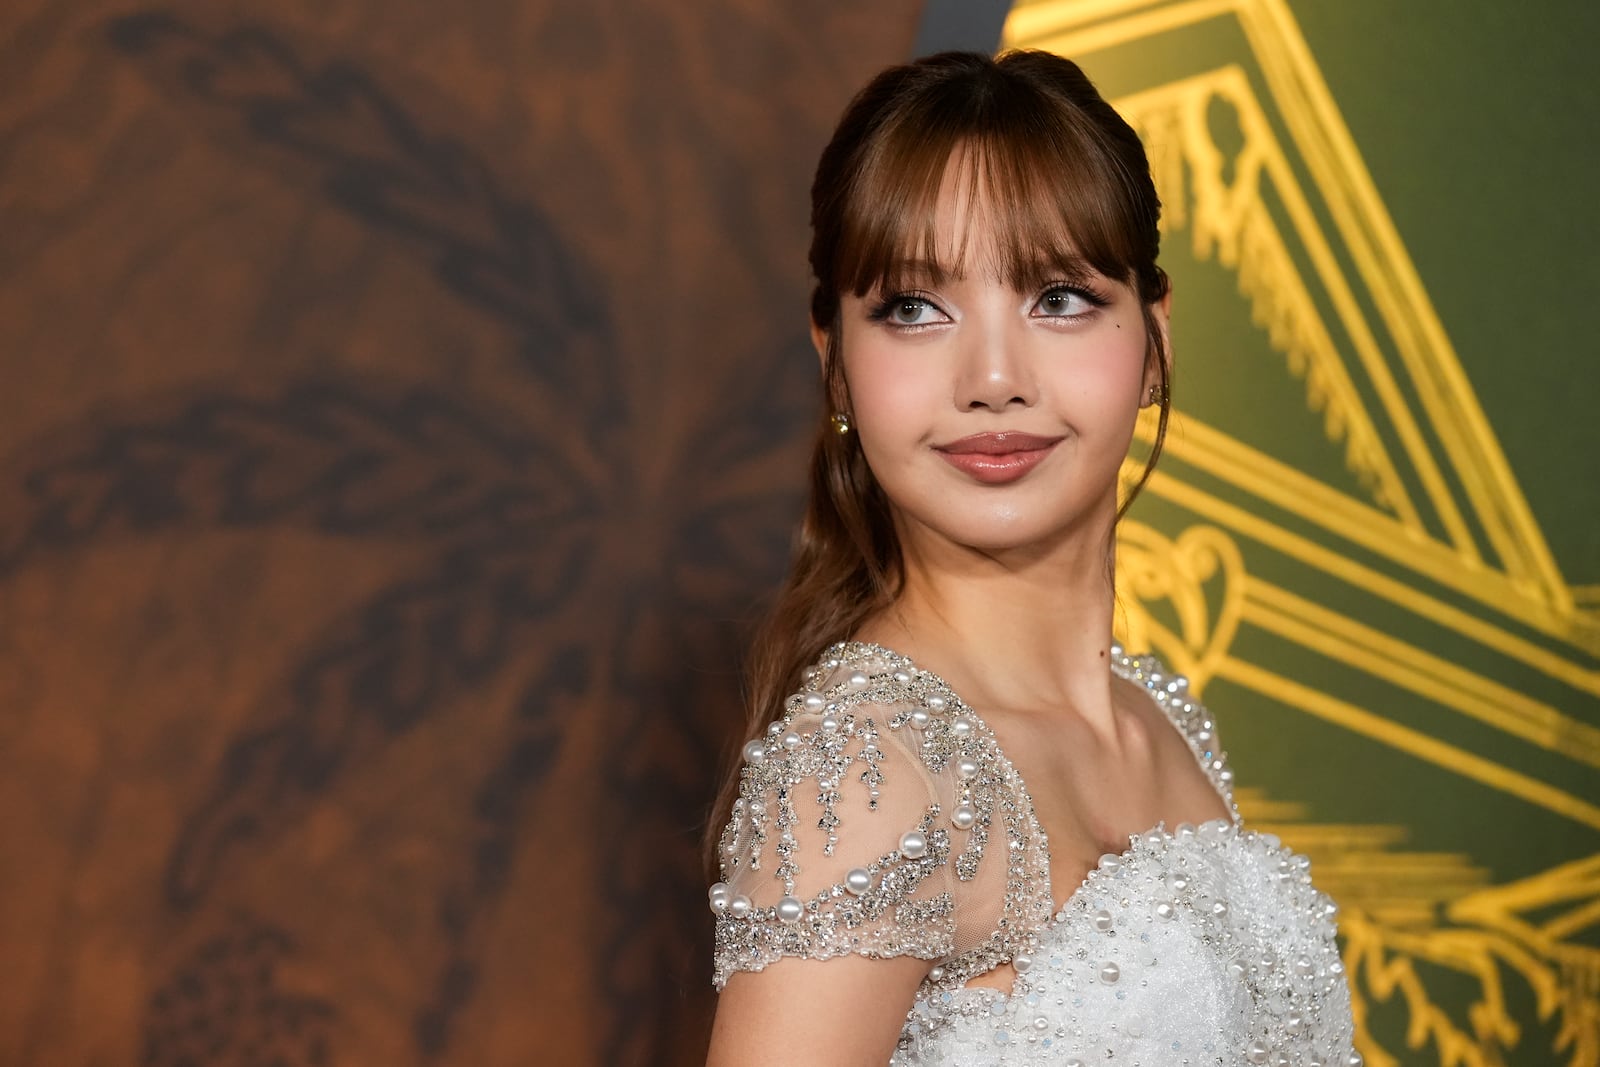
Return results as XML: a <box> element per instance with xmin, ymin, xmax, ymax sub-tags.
<box><xmin>935</xmin><ymin>432</ymin><xmax>1064</xmax><ymax>455</ymax></box>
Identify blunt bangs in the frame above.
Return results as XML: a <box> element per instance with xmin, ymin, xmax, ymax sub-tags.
<box><xmin>831</xmin><ymin>59</ymin><xmax>1150</xmax><ymax>303</ymax></box>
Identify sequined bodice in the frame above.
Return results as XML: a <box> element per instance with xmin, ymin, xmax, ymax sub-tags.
<box><xmin>897</xmin><ymin>824</ymin><xmax>1350</xmax><ymax>1065</ymax></box>
<box><xmin>710</xmin><ymin>643</ymin><xmax>1357</xmax><ymax>1066</ymax></box>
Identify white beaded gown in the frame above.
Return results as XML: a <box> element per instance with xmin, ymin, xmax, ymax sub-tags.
<box><xmin>710</xmin><ymin>642</ymin><xmax>1359</xmax><ymax>1066</ymax></box>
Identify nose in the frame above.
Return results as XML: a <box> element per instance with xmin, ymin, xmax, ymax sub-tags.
<box><xmin>954</xmin><ymin>316</ymin><xmax>1034</xmax><ymax>412</ymax></box>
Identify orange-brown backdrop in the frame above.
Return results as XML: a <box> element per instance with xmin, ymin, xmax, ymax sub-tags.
<box><xmin>0</xmin><ymin>2</ymin><xmax>928</xmax><ymax>1064</ymax></box>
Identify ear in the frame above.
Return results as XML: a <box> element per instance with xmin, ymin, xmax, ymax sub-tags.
<box><xmin>810</xmin><ymin>318</ymin><xmax>830</xmax><ymax>378</ymax></box>
<box><xmin>1141</xmin><ymin>288</ymin><xmax>1173</xmax><ymax>401</ymax></box>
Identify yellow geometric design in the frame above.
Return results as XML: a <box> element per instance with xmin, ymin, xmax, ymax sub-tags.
<box><xmin>1131</xmin><ymin>64</ymin><xmax>1424</xmax><ymax>527</ymax></box>
<box><xmin>1029</xmin><ymin>5</ymin><xmax>1600</xmax><ymax>1061</ymax></box>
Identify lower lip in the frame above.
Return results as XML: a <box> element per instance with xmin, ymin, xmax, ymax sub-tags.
<box><xmin>935</xmin><ymin>444</ymin><xmax>1058</xmax><ymax>484</ymax></box>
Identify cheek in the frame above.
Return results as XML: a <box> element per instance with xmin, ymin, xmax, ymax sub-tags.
<box><xmin>1047</xmin><ymin>327</ymin><xmax>1149</xmax><ymax>411</ymax></box>
<box><xmin>841</xmin><ymin>337</ymin><xmax>942</xmax><ymax>445</ymax></box>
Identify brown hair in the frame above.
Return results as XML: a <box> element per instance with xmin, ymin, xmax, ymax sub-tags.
<box><xmin>708</xmin><ymin>50</ymin><xmax>1171</xmax><ymax>857</ymax></box>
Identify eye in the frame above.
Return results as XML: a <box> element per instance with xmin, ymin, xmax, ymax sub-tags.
<box><xmin>1032</xmin><ymin>284</ymin><xmax>1109</xmax><ymax>320</ymax></box>
<box><xmin>868</xmin><ymin>292</ymin><xmax>951</xmax><ymax>328</ymax></box>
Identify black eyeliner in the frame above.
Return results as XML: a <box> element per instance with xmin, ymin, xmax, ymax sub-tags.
<box><xmin>866</xmin><ymin>290</ymin><xmax>938</xmax><ymax>323</ymax></box>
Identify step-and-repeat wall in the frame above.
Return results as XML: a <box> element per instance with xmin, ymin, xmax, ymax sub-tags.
<box><xmin>1</xmin><ymin>1</ymin><xmax>1593</xmax><ymax>1064</ymax></box>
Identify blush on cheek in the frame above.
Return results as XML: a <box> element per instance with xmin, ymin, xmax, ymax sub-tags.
<box><xmin>842</xmin><ymin>345</ymin><xmax>942</xmax><ymax>449</ymax></box>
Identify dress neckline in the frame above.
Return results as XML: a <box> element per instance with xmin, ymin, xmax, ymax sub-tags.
<box><xmin>828</xmin><ymin>639</ymin><xmax>1240</xmax><ymax>924</ymax></box>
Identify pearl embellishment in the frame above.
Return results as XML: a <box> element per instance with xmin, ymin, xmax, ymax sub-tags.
<box><xmin>711</xmin><ymin>641</ymin><xmax>1354</xmax><ymax>1064</ymax></box>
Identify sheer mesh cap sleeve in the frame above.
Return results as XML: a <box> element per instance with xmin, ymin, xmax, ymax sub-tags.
<box><xmin>710</xmin><ymin>644</ymin><xmax>1039</xmax><ymax>992</ymax></box>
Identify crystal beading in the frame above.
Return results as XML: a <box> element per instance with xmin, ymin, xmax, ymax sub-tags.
<box><xmin>711</xmin><ymin>642</ymin><xmax>1355</xmax><ymax>1065</ymax></box>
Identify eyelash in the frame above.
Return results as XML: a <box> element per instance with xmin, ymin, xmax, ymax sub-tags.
<box><xmin>866</xmin><ymin>282</ymin><xmax>1112</xmax><ymax>329</ymax></box>
<box><xmin>1036</xmin><ymin>282</ymin><xmax>1112</xmax><ymax>316</ymax></box>
<box><xmin>866</xmin><ymin>289</ymin><xmax>942</xmax><ymax>327</ymax></box>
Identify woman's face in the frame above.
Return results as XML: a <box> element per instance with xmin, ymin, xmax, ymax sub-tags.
<box><xmin>823</xmin><ymin>166</ymin><xmax>1169</xmax><ymax>558</ymax></box>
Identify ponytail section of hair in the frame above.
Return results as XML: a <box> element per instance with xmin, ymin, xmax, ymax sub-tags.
<box><xmin>703</xmin><ymin>326</ymin><xmax>900</xmax><ymax>872</ymax></box>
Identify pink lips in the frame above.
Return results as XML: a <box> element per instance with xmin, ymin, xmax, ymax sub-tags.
<box><xmin>934</xmin><ymin>432</ymin><xmax>1063</xmax><ymax>485</ymax></box>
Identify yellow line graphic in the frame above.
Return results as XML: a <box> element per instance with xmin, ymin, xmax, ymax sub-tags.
<box><xmin>1145</xmin><ymin>469</ymin><xmax>1600</xmax><ymax>678</ymax></box>
<box><xmin>1242</xmin><ymin>580</ymin><xmax>1600</xmax><ymax>768</ymax></box>
<box><xmin>1221</xmin><ymin>657</ymin><xmax>1600</xmax><ymax>832</ymax></box>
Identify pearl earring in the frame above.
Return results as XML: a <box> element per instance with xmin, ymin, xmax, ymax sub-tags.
<box><xmin>830</xmin><ymin>412</ymin><xmax>852</xmax><ymax>434</ymax></box>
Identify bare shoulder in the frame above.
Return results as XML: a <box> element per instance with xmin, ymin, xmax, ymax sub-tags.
<box><xmin>1109</xmin><ymin>649</ymin><xmax>1236</xmax><ymax>819</ymax></box>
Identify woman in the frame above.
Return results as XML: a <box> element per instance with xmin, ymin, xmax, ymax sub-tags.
<box><xmin>704</xmin><ymin>50</ymin><xmax>1358</xmax><ymax>1066</ymax></box>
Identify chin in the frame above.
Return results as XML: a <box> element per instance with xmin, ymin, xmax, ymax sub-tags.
<box><xmin>893</xmin><ymin>478</ymin><xmax>1117</xmax><ymax>557</ymax></box>
<box><xmin>916</xmin><ymin>512</ymin><xmax>1073</xmax><ymax>556</ymax></box>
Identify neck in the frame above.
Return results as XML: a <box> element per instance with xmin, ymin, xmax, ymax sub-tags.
<box><xmin>858</xmin><ymin>502</ymin><xmax>1123</xmax><ymax>730</ymax></box>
